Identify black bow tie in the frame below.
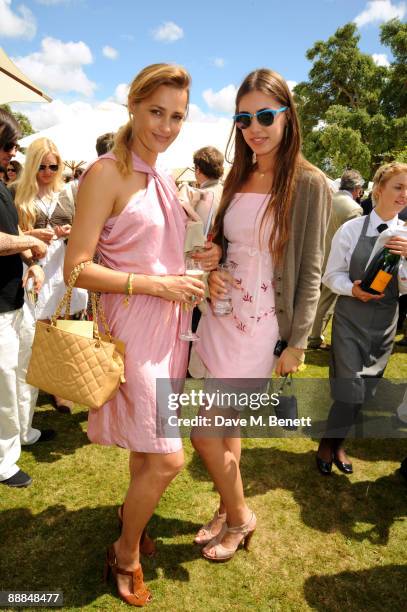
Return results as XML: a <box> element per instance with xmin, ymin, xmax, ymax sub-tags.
<box><xmin>377</xmin><ymin>223</ymin><xmax>388</xmax><ymax>233</ymax></box>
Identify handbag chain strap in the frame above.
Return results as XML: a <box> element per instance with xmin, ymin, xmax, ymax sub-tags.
<box><xmin>51</xmin><ymin>260</ymin><xmax>113</xmax><ymax>342</ymax></box>
<box><xmin>276</xmin><ymin>373</ymin><xmax>294</xmax><ymax>395</ymax></box>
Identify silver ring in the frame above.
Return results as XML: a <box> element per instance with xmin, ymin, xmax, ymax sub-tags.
<box><xmin>190</xmin><ymin>294</ymin><xmax>196</xmax><ymax>303</ymax></box>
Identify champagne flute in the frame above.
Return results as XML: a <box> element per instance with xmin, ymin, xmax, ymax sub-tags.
<box><xmin>179</xmin><ymin>256</ymin><xmax>204</xmax><ymax>342</ymax></box>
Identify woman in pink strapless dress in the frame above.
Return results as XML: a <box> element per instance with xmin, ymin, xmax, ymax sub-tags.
<box><xmin>191</xmin><ymin>68</ymin><xmax>330</xmax><ymax>563</ymax></box>
<box><xmin>64</xmin><ymin>64</ymin><xmax>210</xmax><ymax>606</ymax></box>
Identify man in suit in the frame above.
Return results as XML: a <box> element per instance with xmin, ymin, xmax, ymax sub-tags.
<box><xmin>308</xmin><ymin>170</ymin><xmax>364</xmax><ymax>349</ymax></box>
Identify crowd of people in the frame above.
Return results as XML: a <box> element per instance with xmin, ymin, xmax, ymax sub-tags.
<box><xmin>1</xmin><ymin>62</ymin><xmax>407</xmax><ymax>606</ymax></box>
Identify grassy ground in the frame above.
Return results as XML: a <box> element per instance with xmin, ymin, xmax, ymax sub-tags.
<box><xmin>1</xmin><ymin>334</ymin><xmax>406</xmax><ymax>611</ymax></box>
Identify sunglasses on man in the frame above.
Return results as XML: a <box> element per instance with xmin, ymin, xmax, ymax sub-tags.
<box><xmin>233</xmin><ymin>106</ymin><xmax>288</xmax><ymax>130</ymax></box>
<box><xmin>38</xmin><ymin>164</ymin><xmax>59</xmax><ymax>172</ymax></box>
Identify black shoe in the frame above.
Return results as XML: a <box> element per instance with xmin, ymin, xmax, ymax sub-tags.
<box><xmin>37</xmin><ymin>429</ymin><xmax>56</xmax><ymax>443</ymax></box>
<box><xmin>316</xmin><ymin>455</ymin><xmax>332</xmax><ymax>475</ymax></box>
<box><xmin>0</xmin><ymin>469</ymin><xmax>32</xmax><ymax>488</ymax></box>
<box><xmin>333</xmin><ymin>454</ymin><xmax>353</xmax><ymax>474</ymax></box>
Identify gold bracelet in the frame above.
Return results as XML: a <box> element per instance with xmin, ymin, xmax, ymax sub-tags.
<box><xmin>123</xmin><ymin>272</ymin><xmax>135</xmax><ymax>307</ymax></box>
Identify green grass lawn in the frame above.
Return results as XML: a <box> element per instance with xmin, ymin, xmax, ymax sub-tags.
<box><xmin>1</xmin><ymin>336</ymin><xmax>406</xmax><ymax>611</ymax></box>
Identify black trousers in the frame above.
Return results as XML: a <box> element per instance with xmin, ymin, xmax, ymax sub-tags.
<box><xmin>324</xmin><ymin>400</ymin><xmax>363</xmax><ymax>443</ymax></box>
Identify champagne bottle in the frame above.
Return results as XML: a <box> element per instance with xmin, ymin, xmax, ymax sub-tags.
<box><xmin>360</xmin><ymin>247</ymin><xmax>400</xmax><ymax>295</ymax></box>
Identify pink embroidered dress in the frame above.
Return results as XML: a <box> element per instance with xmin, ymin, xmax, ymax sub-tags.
<box><xmin>85</xmin><ymin>152</ymin><xmax>188</xmax><ymax>453</ymax></box>
<box><xmin>195</xmin><ymin>193</ymin><xmax>279</xmax><ymax>378</ymax></box>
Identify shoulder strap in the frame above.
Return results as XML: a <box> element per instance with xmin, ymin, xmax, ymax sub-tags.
<box><xmin>360</xmin><ymin>213</ymin><xmax>370</xmax><ymax>237</ymax></box>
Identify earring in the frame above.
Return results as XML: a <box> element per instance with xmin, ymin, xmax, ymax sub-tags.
<box><xmin>252</xmin><ymin>152</ymin><xmax>257</xmax><ymax>165</ymax></box>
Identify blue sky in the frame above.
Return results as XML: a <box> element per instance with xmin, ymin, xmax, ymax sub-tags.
<box><xmin>0</xmin><ymin>0</ymin><xmax>405</xmax><ymax>129</ymax></box>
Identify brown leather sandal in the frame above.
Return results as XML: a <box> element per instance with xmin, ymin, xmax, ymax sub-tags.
<box><xmin>104</xmin><ymin>545</ymin><xmax>152</xmax><ymax>607</ymax></box>
<box><xmin>118</xmin><ymin>505</ymin><xmax>157</xmax><ymax>558</ymax></box>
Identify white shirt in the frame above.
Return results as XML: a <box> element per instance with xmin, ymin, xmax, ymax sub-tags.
<box><xmin>323</xmin><ymin>209</ymin><xmax>407</xmax><ymax>296</ymax></box>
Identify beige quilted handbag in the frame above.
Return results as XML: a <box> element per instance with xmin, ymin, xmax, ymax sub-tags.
<box><xmin>26</xmin><ymin>261</ymin><xmax>125</xmax><ymax>409</ymax></box>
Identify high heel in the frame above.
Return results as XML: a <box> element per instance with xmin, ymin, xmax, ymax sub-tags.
<box><xmin>333</xmin><ymin>453</ymin><xmax>353</xmax><ymax>474</ymax></box>
<box><xmin>202</xmin><ymin>511</ymin><xmax>256</xmax><ymax>562</ymax></box>
<box><xmin>118</xmin><ymin>504</ymin><xmax>157</xmax><ymax>557</ymax></box>
<box><xmin>104</xmin><ymin>544</ymin><xmax>152</xmax><ymax>607</ymax></box>
<box><xmin>193</xmin><ymin>509</ymin><xmax>227</xmax><ymax>545</ymax></box>
<box><xmin>316</xmin><ymin>455</ymin><xmax>333</xmax><ymax>475</ymax></box>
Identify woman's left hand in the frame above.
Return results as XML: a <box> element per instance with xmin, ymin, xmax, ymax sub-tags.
<box><xmin>385</xmin><ymin>235</ymin><xmax>407</xmax><ymax>257</ymax></box>
<box><xmin>275</xmin><ymin>347</ymin><xmax>305</xmax><ymax>376</ymax></box>
<box><xmin>22</xmin><ymin>264</ymin><xmax>45</xmax><ymax>292</ymax></box>
<box><xmin>55</xmin><ymin>224</ymin><xmax>71</xmax><ymax>238</ymax></box>
<box><xmin>191</xmin><ymin>241</ymin><xmax>222</xmax><ymax>271</ymax></box>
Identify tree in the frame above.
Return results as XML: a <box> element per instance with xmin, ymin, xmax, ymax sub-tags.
<box><xmin>0</xmin><ymin>103</ymin><xmax>35</xmax><ymax>137</ymax></box>
<box><xmin>380</xmin><ymin>19</ymin><xmax>407</xmax><ymax>118</ymax></box>
<box><xmin>294</xmin><ymin>20</ymin><xmax>407</xmax><ymax>178</ymax></box>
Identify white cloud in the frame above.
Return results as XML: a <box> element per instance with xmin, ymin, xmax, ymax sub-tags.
<box><xmin>286</xmin><ymin>80</ymin><xmax>298</xmax><ymax>92</ymax></box>
<box><xmin>213</xmin><ymin>57</ymin><xmax>225</xmax><ymax>68</ymax></box>
<box><xmin>0</xmin><ymin>0</ymin><xmax>36</xmax><ymax>39</ymax></box>
<box><xmin>16</xmin><ymin>99</ymin><xmax>93</xmax><ymax>130</ymax></box>
<box><xmin>113</xmin><ymin>83</ymin><xmax>129</xmax><ymax>105</ymax></box>
<box><xmin>203</xmin><ymin>84</ymin><xmax>237</xmax><ymax>114</ymax></box>
<box><xmin>354</xmin><ymin>0</ymin><xmax>406</xmax><ymax>28</ymax></box>
<box><xmin>186</xmin><ymin>103</ymin><xmax>225</xmax><ymax>123</ymax></box>
<box><xmin>372</xmin><ymin>52</ymin><xmax>390</xmax><ymax>66</ymax></box>
<box><xmin>14</xmin><ymin>37</ymin><xmax>96</xmax><ymax>97</ymax></box>
<box><xmin>152</xmin><ymin>21</ymin><xmax>183</xmax><ymax>43</ymax></box>
<box><xmin>103</xmin><ymin>45</ymin><xmax>118</xmax><ymax>60</ymax></box>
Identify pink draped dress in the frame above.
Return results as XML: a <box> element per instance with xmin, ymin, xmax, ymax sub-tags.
<box><xmin>85</xmin><ymin>153</ymin><xmax>188</xmax><ymax>453</ymax></box>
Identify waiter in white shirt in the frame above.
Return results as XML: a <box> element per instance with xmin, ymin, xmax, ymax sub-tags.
<box><xmin>316</xmin><ymin>162</ymin><xmax>407</xmax><ymax>476</ymax></box>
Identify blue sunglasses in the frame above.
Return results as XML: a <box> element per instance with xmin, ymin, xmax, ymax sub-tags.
<box><xmin>233</xmin><ymin>106</ymin><xmax>288</xmax><ymax>129</ymax></box>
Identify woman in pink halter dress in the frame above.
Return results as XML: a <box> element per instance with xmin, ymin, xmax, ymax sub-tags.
<box><xmin>85</xmin><ymin>150</ymin><xmax>189</xmax><ymax>454</ymax></box>
<box><xmin>64</xmin><ymin>64</ymin><xmax>210</xmax><ymax>606</ymax></box>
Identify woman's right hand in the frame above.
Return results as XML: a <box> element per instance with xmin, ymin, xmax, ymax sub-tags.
<box><xmin>352</xmin><ymin>280</ymin><xmax>384</xmax><ymax>302</ymax></box>
<box><xmin>208</xmin><ymin>270</ymin><xmax>226</xmax><ymax>300</ymax></box>
<box><xmin>208</xmin><ymin>269</ymin><xmax>239</xmax><ymax>300</ymax></box>
<box><xmin>156</xmin><ymin>275</ymin><xmax>206</xmax><ymax>304</ymax></box>
<box><xmin>27</xmin><ymin>228</ymin><xmax>55</xmax><ymax>243</ymax></box>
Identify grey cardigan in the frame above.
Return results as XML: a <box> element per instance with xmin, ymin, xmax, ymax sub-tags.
<box><xmin>273</xmin><ymin>167</ymin><xmax>332</xmax><ymax>349</ymax></box>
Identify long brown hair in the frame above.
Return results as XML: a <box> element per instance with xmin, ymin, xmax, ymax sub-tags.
<box><xmin>213</xmin><ymin>68</ymin><xmax>315</xmax><ymax>264</ymax></box>
<box><xmin>112</xmin><ymin>63</ymin><xmax>191</xmax><ymax>176</ymax></box>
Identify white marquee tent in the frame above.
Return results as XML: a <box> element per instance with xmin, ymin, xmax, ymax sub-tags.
<box><xmin>19</xmin><ymin>103</ymin><xmax>233</xmax><ymax>169</ymax></box>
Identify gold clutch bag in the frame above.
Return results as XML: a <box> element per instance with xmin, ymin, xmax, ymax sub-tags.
<box><xmin>26</xmin><ymin>261</ymin><xmax>125</xmax><ymax>409</ymax></box>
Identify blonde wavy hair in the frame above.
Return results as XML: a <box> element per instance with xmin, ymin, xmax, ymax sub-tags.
<box><xmin>15</xmin><ymin>137</ymin><xmax>64</xmax><ymax>230</ymax></box>
<box><xmin>112</xmin><ymin>63</ymin><xmax>191</xmax><ymax>176</ymax></box>
<box><xmin>372</xmin><ymin>162</ymin><xmax>407</xmax><ymax>203</ymax></box>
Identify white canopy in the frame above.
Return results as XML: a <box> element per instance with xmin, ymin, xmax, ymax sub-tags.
<box><xmin>0</xmin><ymin>47</ymin><xmax>52</xmax><ymax>104</ymax></box>
<box><xmin>159</xmin><ymin>120</ymin><xmax>233</xmax><ymax>169</ymax></box>
<box><xmin>19</xmin><ymin>102</ymin><xmax>128</xmax><ymax>162</ymax></box>
<box><xmin>19</xmin><ymin>105</ymin><xmax>233</xmax><ymax>168</ymax></box>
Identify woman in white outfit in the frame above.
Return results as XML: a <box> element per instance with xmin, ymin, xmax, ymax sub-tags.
<box><xmin>15</xmin><ymin>137</ymin><xmax>88</xmax><ymax>412</ymax></box>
